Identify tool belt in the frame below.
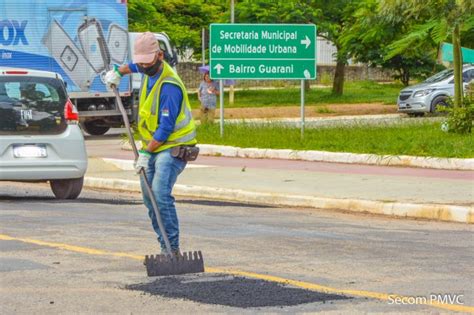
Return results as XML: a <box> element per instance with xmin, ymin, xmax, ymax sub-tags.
<box><xmin>171</xmin><ymin>145</ymin><xmax>199</xmax><ymax>161</ymax></box>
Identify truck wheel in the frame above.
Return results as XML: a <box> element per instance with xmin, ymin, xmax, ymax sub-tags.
<box><xmin>50</xmin><ymin>177</ymin><xmax>84</xmax><ymax>200</ymax></box>
<box><xmin>431</xmin><ymin>96</ymin><xmax>449</xmax><ymax>114</ymax></box>
<box><xmin>82</xmin><ymin>120</ymin><xmax>110</xmax><ymax>135</ymax></box>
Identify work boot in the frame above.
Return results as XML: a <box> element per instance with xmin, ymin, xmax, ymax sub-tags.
<box><xmin>162</xmin><ymin>248</ymin><xmax>181</xmax><ymax>259</ymax></box>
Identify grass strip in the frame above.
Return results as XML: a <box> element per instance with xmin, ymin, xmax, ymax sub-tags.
<box><xmin>189</xmin><ymin>81</ymin><xmax>402</xmax><ymax>109</ymax></box>
<box><xmin>196</xmin><ymin>122</ymin><xmax>474</xmax><ymax>158</ymax></box>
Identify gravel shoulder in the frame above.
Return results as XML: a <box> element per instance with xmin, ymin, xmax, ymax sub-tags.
<box><xmin>192</xmin><ymin>103</ymin><xmax>397</xmax><ymax>119</ymax></box>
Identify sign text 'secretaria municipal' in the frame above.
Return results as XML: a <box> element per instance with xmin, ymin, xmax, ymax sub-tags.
<box><xmin>219</xmin><ymin>30</ymin><xmax>298</xmax><ymax>54</ymax></box>
<box><xmin>219</xmin><ymin>30</ymin><xmax>297</xmax><ymax>41</ymax></box>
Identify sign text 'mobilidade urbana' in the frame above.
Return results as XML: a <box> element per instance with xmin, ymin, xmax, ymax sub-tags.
<box><xmin>223</xmin><ymin>44</ymin><xmax>297</xmax><ymax>54</ymax></box>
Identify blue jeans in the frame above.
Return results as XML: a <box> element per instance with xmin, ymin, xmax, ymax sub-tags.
<box><xmin>140</xmin><ymin>148</ymin><xmax>187</xmax><ymax>251</ymax></box>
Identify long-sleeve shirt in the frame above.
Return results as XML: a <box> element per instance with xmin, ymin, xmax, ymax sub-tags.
<box><xmin>128</xmin><ymin>62</ymin><xmax>182</xmax><ymax>142</ymax></box>
<box><xmin>198</xmin><ymin>80</ymin><xmax>218</xmax><ymax>109</ymax></box>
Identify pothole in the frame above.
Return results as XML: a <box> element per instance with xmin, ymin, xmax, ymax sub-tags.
<box><xmin>127</xmin><ymin>273</ymin><xmax>349</xmax><ymax>308</ymax></box>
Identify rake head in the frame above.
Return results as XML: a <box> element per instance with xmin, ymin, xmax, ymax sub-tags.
<box><xmin>144</xmin><ymin>251</ymin><xmax>205</xmax><ymax>277</ymax></box>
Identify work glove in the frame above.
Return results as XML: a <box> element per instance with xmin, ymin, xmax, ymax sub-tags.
<box><xmin>104</xmin><ymin>65</ymin><xmax>122</xmax><ymax>88</ymax></box>
<box><xmin>134</xmin><ymin>150</ymin><xmax>151</xmax><ymax>174</ymax></box>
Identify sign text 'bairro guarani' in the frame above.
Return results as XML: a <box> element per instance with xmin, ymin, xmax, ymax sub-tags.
<box><xmin>210</xmin><ymin>24</ymin><xmax>317</xmax><ymax>80</ymax></box>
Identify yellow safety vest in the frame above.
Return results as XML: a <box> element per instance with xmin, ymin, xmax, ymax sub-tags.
<box><xmin>137</xmin><ymin>62</ymin><xmax>197</xmax><ymax>153</ymax></box>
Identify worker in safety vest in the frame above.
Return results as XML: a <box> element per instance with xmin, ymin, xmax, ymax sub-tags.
<box><xmin>104</xmin><ymin>32</ymin><xmax>196</xmax><ymax>256</ymax></box>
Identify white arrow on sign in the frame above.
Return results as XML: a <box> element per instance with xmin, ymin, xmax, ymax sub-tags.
<box><xmin>300</xmin><ymin>35</ymin><xmax>311</xmax><ymax>49</ymax></box>
<box><xmin>214</xmin><ymin>64</ymin><xmax>224</xmax><ymax>75</ymax></box>
<box><xmin>304</xmin><ymin>69</ymin><xmax>311</xmax><ymax>79</ymax></box>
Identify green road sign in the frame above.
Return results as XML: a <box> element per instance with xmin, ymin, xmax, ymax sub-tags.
<box><xmin>210</xmin><ymin>23</ymin><xmax>317</xmax><ymax>80</ymax></box>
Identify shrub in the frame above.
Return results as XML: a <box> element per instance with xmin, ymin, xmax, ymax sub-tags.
<box><xmin>442</xmin><ymin>100</ymin><xmax>474</xmax><ymax>134</ymax></box>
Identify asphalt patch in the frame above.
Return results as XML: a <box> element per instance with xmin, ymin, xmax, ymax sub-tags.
<box><xmin>127</xmin><ymin>274</ymin><xmax>349</xmax><ymax>308</ymax></box>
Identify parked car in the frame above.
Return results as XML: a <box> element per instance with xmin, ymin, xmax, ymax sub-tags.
<box><xmin>397</xmin><ymin>64</ymin><xmax>474</xmax><ymax>116</ymax></box>
<box><xmin>0</xmin><ymin>68</ymin><xmax>87</xmax><ymax>199</ymax></box>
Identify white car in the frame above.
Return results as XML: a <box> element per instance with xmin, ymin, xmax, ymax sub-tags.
<box><xmin>397</xmin><ymin>64</ymin><xmax>474</xmax><ymax>116</ymax></box>
<box><xmin>0</xmin><ymin>68</ymin><xmax>88</xmax><ymax>199</ymax></box>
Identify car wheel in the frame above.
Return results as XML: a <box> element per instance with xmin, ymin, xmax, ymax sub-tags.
<box><xmin>407</xmin><ymin>113</ymin><xmax>424</xmax><ymax>117</ymax></box>
<box><xmin>431</xmin><ymin>96</ymin><xmax>449</xmax><ymax>114</ymax></box>
<box><xmin>81</xmin><ymin>120</ymin><xmax>110</xmax><ymax>136</ymax></box>
<box><xmin>50</xmin><ymin>177</ymin><xmax>84</xmax><ymax>199</ymax></box>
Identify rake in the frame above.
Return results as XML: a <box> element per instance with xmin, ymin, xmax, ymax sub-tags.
<box><xmin>98</xmin><ymin>37</ymin><xmax>204</xmax><ymax>276</ymax></box>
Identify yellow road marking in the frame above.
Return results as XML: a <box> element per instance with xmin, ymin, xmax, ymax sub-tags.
<box><xmin>0</xmin><ymin>234</ymin><xmax>142</xmax><ymax>260</ymax></box>
<box><xmin>1</xmin><ymin>233</ymin><xmax>472</xmax><ymax>313</ymax></box>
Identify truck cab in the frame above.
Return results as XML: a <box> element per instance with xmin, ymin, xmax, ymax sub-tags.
<box><xmin>129</xmin><ymin>32</ymin><xmax>178</xmax><ymax>91</ymax></box>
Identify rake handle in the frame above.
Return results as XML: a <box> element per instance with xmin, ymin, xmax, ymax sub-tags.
<box><xmin>98</xmin><ymin>37</ymin><xmax>174</xmax><ymax>258</ymax></box>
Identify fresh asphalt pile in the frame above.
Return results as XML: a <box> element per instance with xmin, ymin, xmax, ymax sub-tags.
<box><xmin>126</xmin><ymin>274</ymin><xmax>349</xmax><ymax>308</ymax></box>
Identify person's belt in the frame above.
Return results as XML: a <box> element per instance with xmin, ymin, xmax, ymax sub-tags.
<box><xmin>170</xmin><ymin>145</ymin><xmax>199</xmax><ymax>161</ymax></box>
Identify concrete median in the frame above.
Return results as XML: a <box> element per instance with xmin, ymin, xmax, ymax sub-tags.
<box><xmin>122</xmin><ymin>143</ymin><xmax>474</xmax><ymax>170</ymax></box>
<box><xmin>84</xmin><ymin>175</ymin><xmax>473</xmax><ymax>224</ymax></box>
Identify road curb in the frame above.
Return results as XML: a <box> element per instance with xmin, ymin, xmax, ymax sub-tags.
<box><xmin>197</xmin><ymin>145</ymin><xmax>474</xmax><ymax>171</ymax></box>
<box><xmin>84</xmin><ymin>177</ymin><xmax>473</xmax><ymax>224</ymax></box>
<box><xmin>121</xmin><ymin>143</ymin><xmax>473</xmax><ymax>170</ymax></box>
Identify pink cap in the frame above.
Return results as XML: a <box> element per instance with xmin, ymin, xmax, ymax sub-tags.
<box><xmin>133</xmin><ymin>32</ymin><xmax>160</xmax><ymax>64</ymax></box>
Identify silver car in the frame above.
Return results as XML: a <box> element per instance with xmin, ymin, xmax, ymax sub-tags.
<box><xmin>0</xmin><ymin>68</ymin><xmax>87</xmax><ymax>199</ymax></box>
<box><xmin>398</xmin><ymin>64</ymin><xmax>474</xmax><ymax>116</ymax></box>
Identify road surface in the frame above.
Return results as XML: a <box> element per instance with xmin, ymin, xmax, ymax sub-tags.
<box><xmin>1</xmin><ymin>183</ymin><xmax>472</xmax><ymax>313</ymax></box>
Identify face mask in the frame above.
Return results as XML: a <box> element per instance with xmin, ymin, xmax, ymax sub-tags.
<box><xmin>138</xmin><ymin>59</ymin><xmax>161</xmax><ymax>76</ymax></box>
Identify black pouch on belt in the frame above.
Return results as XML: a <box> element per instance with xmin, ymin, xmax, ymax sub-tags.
<box><xmin>171</xmin><ymin>145</ymin><xmax>200</xmax><ymax>161</ymax></box>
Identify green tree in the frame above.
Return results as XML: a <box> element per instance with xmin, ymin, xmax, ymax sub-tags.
<box><xmin>235</xmin><ymin>0</ymin><xmax>319</xmax><ymax>90</ymax></box>
<box><xmin>310</xmin><ymin>0</ymin><xmax>357</xmax><ymax>95</ymax></box>
<box><xmin>381</xmin><ymin>0</ymin><xmax>474</xmax><ymax>107</ymax></box>
<box><xmin>236</xmin><ymin>0</ymin><xmax>319</xmax><ymax>24</ymax></box>
<box><xmin>236</xmin><ymin>0</ymin><xmax>357</xmax><ymax>95</ymax></box>
<box><xmin>341</xmin><ymin>0</ymin><xmax>443</xmax><ymax>86</ymax></box>
<box><xmin>128</xmin><ymin>0</ymin><xmax>226</xmax><ymax>61</ymax></box>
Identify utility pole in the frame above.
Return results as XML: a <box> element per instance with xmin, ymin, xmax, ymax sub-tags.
<box><xmin>231</xmin><ymin>0</ymin><xmax>235</xmax><ymax>23</ymax></box>
<box><xmin>201</xmin><ymin>28</ymin><xmax>205</xmax><ymax>66</ymax></box>
<box><xmin>229</xmin><ymin>0</ymin><xmax>235</xmax><ymax>105</ymax></box>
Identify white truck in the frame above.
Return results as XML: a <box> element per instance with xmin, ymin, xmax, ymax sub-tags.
<box><xmin>0</xmin><ymin>0</ymin><xmax>176</xmax><ymax>135</ymax></box>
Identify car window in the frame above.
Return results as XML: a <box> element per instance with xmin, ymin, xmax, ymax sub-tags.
<box><xmin>425</xmin><ymin>69</ymin><xmax>454</xmax><ymax>83</ymax></box>
<box><xmin>4</xmin><ymin>82</ymin><xmax>60</xmax><ymax>103</ymax></box>
<box><xmin>157</xmin><ymin>39</ymin><xmax>177</xmax><ymax>67</ymax></box>
<box><xmin>4</xmin><ymin>82</ymin><xmax>20</xmax><ymax>99</ymax></box>
<box><xmin>157</xmin><ymin>40</ymin><xmax>167</xmax><ymax>52</ymax></box>
<box><xmin>424</xmin><ymin>69</ymin><xmax>454</xmax><ymax>83</ymax></box>
<box><xmin>0</xmin><ymin>76</ymin><xmax>67</xmax><ymax>135</ymax></box>
<box><xmin>463</xmin><ymin>69</ymin><xmax>474</xmax><ymax>82</ymax></box>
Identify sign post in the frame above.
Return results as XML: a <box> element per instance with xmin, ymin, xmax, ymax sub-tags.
<box><xmin>219</xmin><ymin>79</ymin><xmax>224</xmax><ymax>137</ymax></box>
<box><xmin>301</xmin><ymin>80</ymin><xmax>305</xmax><ymax>138</ymax></box>
<box><xmin>210</xmin><ymin>23</ymin><xmax>317</xmax><ymax>137</ymax></box>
